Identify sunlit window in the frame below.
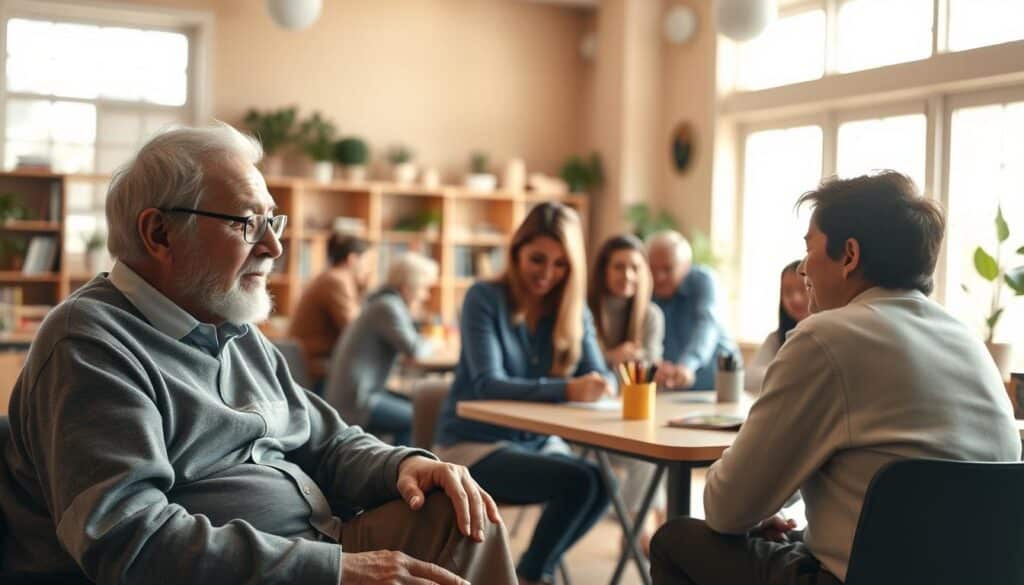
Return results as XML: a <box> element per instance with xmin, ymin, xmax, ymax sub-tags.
<box><xmin>736</xmin><ymin>10</ymin><xmax>826</xmax><ymax>91</ymax></box>
<box><xmin>3</xmin><ymin>17</ymin><xmax>191</xmax><ymax>174</ymax></box>
<box><xmin>738</xmin><ymin>126</ymin><xmax>822</xmax><ymax>342</ymax></box>
<box><xmin>948</xmin><ymin>0</ymin><xmax>1024</xmax><ymax>52</ymax></box>
<box><xmin>836</xmin><ymin>113</ymin><xmax>927</xmax><ymax>190</ymax></box>
<box><xmin>946</xmin><ymin>101</ymin><xmax>1024</xmax><ymax>343</ymax></box>
<box><xmin>836</xmin><ymin>0</ymin><xmax>933</xmax><ymax>73</ymax></box>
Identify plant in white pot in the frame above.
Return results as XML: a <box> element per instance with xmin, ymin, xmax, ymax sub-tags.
<box><xmin>299</xmin><ymin>112</ymin><xmax>338</xmax><ymax>183</ymax></box>
<box><xmin>243</xmin><ymin>106</ymin><xmax>297</xmax><ymax>176</ymax></box>
<box><xmin>334</xmin><ymin>137</ymin><xmax>369</xmax><ymax>183</ymax></box>
<box><xmin>464</xmin><ymin>151</ymin><xmax>497</xmax><ymax>193</ymax></box>
<box><xmin>82</xmin><ymin>231</ymin><xmax>107</xmax><ymax>274</ymax></box>
<box><xmin>388</xmin><ymin>145</ymin><xmax>416</xmax><ymax>185</ymax></box>
<box><xmin>970</xmin><ymin>205</ymin><xmax>1024</xmax><ymax>380</ymax></box>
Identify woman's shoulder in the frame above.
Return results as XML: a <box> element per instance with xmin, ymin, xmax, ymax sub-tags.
<box><xmin>465</xmin><ymin>280</ymin><xmax>508</xmax><ymax>305</ymax></box>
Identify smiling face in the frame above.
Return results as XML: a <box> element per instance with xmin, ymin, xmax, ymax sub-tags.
<box><xmin>798</xmin><ymin>220</ymin><xmax>848</xmax><ymax>314</ymax></box>
<box><xmin>648</xmin><ymin>244</ymin><xmax>689</xmax><ymax>299</ymax></box>
<box><xmin>515</xmin><ymin>235</ymin><xmax>569</xmax><ymax>301</ymax></box>
<box><xmin>172</xmin><ymin>156</ymin><xmax>283</xmax><ymax>324</ymax></box>
<box><xmin>780</xmin><ymin>268</ymin><xmax>810</xmax><ymax>322</ymax></box>
<box><xmin>605</xmin><ymin>248</ymin><xmax>644</xmax><ymax>299</ymax></box>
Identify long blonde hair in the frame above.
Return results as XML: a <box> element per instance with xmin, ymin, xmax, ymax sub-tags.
<box><xmin>499</xmin><ymin>202</ymin><xmax>587</xmax><ymax>377</ymax></box>
<box><xmin>588</xmin><ymin>234</ymin><xmax>653</xmax><ymax>352</ymax></box>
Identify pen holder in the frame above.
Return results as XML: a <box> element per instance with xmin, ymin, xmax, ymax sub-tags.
<box><xmin>622</xmin><ymin>382</ymin><xmax>656</xmax><ymax>420</ymax></box>
<box><xmin>715</xmin><ymin>369</ymin><xmax>743</xmax><ymax>403</ymax></box>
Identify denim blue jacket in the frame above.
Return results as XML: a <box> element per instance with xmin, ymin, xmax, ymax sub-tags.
<box><xmin>435</xmin><ymin>281</ymin><xmax>610</xmax><ymax>447</ymax></box>
<box><xmin>654</xmin><ymin>264</ymin><xmax>737</xmax><ymax>390</ymax></box>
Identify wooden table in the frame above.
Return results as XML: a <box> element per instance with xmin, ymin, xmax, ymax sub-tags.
<box><xmin>458</xmin><ymin>391</ymin><xmax>750</xmax><ymax>585</ymax></box>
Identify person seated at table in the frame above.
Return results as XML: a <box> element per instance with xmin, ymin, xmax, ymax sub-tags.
<box><xmin>650</xmin><ymin>171</ymin><xmax>1022</xmax><ymax>585</ymax></box>
<box><xmin>0</xmin><ymin>124</ymin><xmax>516</xmax><ymax>585</ymax></box>
<box><xmin>588</xmin><ymin>233</ymin><xmax>666</xmax><ymax>553</ymax></box>
<box><xmin>288</xmin><ymin>233</ymin><xmax>371</xmax><ymax>391</ymax></box>
<box><xmin>744</xmin><ymin>259</ymin><xmax>810</xmax><ymax>393</ymax></box>
<box><xmin>646</xmin><ymin>230</ymin><xmax>738</xmax><ymax>390</ymax></box>
<box><xmin>434</xmin><ymin>202</ymin><xmax>614</xmax><ymax>585</ymax></box>
<box><xmin>323</xmin><ymin>252</ymin><xmax>438</xmax><ymax>446</ymax></box>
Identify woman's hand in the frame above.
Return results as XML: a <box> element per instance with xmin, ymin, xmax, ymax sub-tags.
<box><xmin>566</xmin><ymin>372</ymin><xmax>612</xmax><ymax>402</ymax></box>
<box><xmin>605</xmin><ymin>341</ymin><xmax>641</xmax><ymax>365</ymax></box>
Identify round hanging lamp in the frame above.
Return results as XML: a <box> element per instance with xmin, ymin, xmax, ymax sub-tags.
<box><xmin>715</xmin><ymin>0</ymin><xmax>776</xmax><ymax>42</ymax></box>
<box><xmin>266</xmin><ymin>0</ymin><xmax>322</xmax><ymax>31</ymax></box>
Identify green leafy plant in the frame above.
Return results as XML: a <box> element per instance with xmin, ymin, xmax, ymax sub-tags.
<box><xmin>970</xmin><ymin>205</ymin><xmax>1024</xmax><ymax>342</ymax></box>
<box><xmin>626</xmin><ymin>203</ymin><xmax>718</xmax><ymax>267</ymax></box>
<box><xmin>0</xmin><ymin>237</ymin><xmax>27</xmax><ymax>269</ymax></box>
<box><xmin>243</xmin><ymin>106</ymin><xmax>298</xmax><ymax>156</ymax></box>
<box><xmin>470</xmin><ymin>151</ymin><xmax>490</xmax><ymax>175</ymax></box>
<box><xmin>297</xmin><ymin>112</ymin><xmax>338</xmax><ymax>162</ymax></box>
<box><xmin>559</xmin><ymin>152</ymin><xmax>604</xmax><ymax>194</ymax></box>
<box><xmin>394</xmin><ymin>209</ymin><xmax>442</xmax><ymax>231</ymax></box>
<box><xmin>81</xmin><ymin>231</ymin><xmax>105</xmax><ymax>252</ymax></box>
<box><xmin>388</xmin><ymin>145</ymin><xmax>414</xmax><ymax>165</ymax></box>
<box><xmin>334</xmin><ymin>137</ymin><xmax>369</xmax><ymax>166</ymax></box>
<box><xmin>0</xmin><ymin>193</ymin><xmax>30</xmax><ymax>222</ymax></box>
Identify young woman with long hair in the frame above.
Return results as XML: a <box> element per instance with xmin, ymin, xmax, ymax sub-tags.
<box><xmin>434</xmin><ymin>202</ymin><xmax>612</xmax><ymax>585</ymax></box>
<box><xmin>744</xmin><ymin>259</ymin><xmax>810</xmax><ymax>392</ymax></box>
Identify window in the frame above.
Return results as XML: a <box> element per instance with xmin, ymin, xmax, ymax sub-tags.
<box><xmin>836</xmin><ymin>0</ymin><xmax>933</xmax><ymax>73</ymax></box>
<box><xmin>3</xmin><ymin>17</ymin><xmax>192</xmax><ymax>173</ymax></box>
<box><xmin>738</xmin><ymin>125</ymin><xmax>822</xmax><ymax>341</ymax></box>
<box><xmin>836</xmin><ymin>113</ymin><xmax>927</xmax><ymax>189</ymax></box>
<box><xmin>735</xmin><ymin>9</ymin><xmax>826</xmax><ymax>91</ymax></box>
<box><xmin>948</xmin><ymin>0</ymin><xmax>1024</xmax><ymax>52</ymax></box>
<box><xmin>946</xmin><ymin>100</ymin><xmax>1024</xmax><ymax>343</ymax></box>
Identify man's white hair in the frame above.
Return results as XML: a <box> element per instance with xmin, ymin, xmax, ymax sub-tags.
<box><xmin>386</xmin><ymin>252</ymin><xmax>439</xmax><ymax>291</ymax></box>
<box><xmin>645</xmin><ymin>230</ymin><xmax>693</xmax><ymax>265</ymax></box>
<box><xmin>105</xmin><ymin>123</ymin><xmax>263</xmax><ymax>263</ymax></box>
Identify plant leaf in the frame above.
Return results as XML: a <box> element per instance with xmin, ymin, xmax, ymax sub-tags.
<box><xmin>1017</xmin><ymin>245</ymin><xmax>1024</xmax><ymax>256</ymax></box>
<box><xmin>1006</xmin><ymin>266</ymin><xmax>1024</xmax><ymax>295</ymax></box>
<box><xmin>996</xmin><ymin>206</ymin><xmax>1009</xmax><ymax>243</ymax></box>
<box><xmin>986</xmin><ymin>308</ymin><xmax>1005</xmax><ymax>332</ymax></box>
<box><xmin>974</xmin><ymin>247</ymin><xmax>999</xmax><ymax>281</ymax></box>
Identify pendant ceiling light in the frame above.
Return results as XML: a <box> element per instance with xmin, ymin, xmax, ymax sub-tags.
<box><xmin>715</xmin><ymin>0</ymin><xmax>776</xmax><ymax>43</ymax></box>
<box><xmin>266</xmin><ymin>0</ymin><xmax>322</xmax><ymax>31</ymax></box>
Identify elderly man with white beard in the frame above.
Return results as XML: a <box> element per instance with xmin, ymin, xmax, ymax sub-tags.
<box><xmin>0</xmin><ymin>124</ymin><xmax>517</xmax><ymax>585</ymax></box>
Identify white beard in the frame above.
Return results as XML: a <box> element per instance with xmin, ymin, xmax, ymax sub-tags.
<box><xmin>176</xmin><ymin>253</ymin><xmax>275</xmax><ymax>325</ymax></box>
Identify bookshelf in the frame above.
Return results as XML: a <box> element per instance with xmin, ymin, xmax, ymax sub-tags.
<box><xmin>266</xmin><ymin>178</ymin><xmax>589</xmax><ymax>325</ymax></box>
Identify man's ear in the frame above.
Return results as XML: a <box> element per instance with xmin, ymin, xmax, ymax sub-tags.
<box><xmin>137</xmin><ymin>208</ymin><xmax>174</xmax><ymax>264</ymax></box>
<box><xmin>842</xmin><ymin>237</ymin><xmax>861</xmax><ymax>279</ymax></box>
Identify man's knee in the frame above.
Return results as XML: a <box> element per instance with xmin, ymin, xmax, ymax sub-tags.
<box><xmin>651</xmin><ymin>517</ymin><xmax>710</xmax><ymax>568</ymax></box>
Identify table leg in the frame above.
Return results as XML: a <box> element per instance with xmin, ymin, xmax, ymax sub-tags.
<box><xmin>595</xmin><ymin>450</ymin><xmax>657</xmax><ymax>585</ymax></box>
<box><xmin>666</xmin><ymin>462</ymin><xmax>693</xmax><ymax>517</ymax></box>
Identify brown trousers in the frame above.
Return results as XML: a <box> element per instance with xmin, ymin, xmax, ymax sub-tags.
<box><xmin>340</xmin><ymin>492</ymin><xmax>518</xmax><ymax>585</ymax></box>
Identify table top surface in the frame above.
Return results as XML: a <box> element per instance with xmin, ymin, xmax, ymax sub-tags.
<box><xmin>457</xmin><ymin>391</ymin><xmax>751</xmax><ymax>461</ymax></box>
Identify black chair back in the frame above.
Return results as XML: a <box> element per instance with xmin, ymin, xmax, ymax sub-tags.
<box><xmin>845</xmin><ymin>458</ymin><xmax>1024</xmax><ymax>585</ymax></box>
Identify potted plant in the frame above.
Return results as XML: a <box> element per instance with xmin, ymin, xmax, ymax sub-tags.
<box><xmin>82</xmin><ymin>231</ymin><xmax>107</xmax><ymax>274</ymax></box>
<box><xmin>334</xmin><ymin>137</ymin><xmax>369</xmax><ymax>183</ymax></box>
<box><xmin>388</xmin><ymin>145</ymin><xmax>416</xmax><ymax>185</ymax></box>
<box><xmin>0</xmin><ymin>237</ymin><xmax>26</xmax><ymax>270</ymax></box>
<box><xmin>559</xmin><ymin>152</ymin><xmax>604</xmax><ymax>194</ymax></box>
<box><xmin>243</xmin><ymin>106</ymin><xmax>298</xmax><ymax>176</ymax></box>
<box><xmin>464</xmin><ymin>151</ymin><xmax>497</xmax><ymax>193</ymax></box>
<box><xmin>298</xmin><ymin>112</ymin><xmax>338</xmax><ymax>183</ymax></box>
<box><xmin>970</xmin><ymin>205</ymin><xmax>1024</xmax><ymax>380</ymax></box>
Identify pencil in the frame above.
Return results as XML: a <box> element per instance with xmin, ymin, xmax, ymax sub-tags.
<box><xmin>618</xmin><ymin>363</ymin><xmax>632</xmax><ymax>385</ymax></box>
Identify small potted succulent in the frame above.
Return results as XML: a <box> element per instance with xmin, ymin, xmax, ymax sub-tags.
<box><xmin>388</xmin><ymin>145</ymin><xmax>417</xmax><ymax>185</ymax></box>
<box><xmin>334</xmin><ymin>137</ymin><xmax>370</xmax><ymax>183</ymax></box>
<box><xmin>464</xmin><ymin>151</ymin><xmax>497</xmax><ymax>193</ymax></box>
<box><xmin>970</xmin><ymin>205</ymin><xmax>1024</xmax><ymax>380</ymax></box>
<box><xmin>243</xmin><ymin>106</ymin><xmax>298</xmax><ymax>176</ymax></box>
<box><xmin>298</xmin><ymin>112</ymin><xmax>338</xmax><ymax>183</ymax></box>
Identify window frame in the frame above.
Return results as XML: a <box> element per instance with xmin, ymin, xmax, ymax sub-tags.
<box><xmin>0</xmin><ymin>0</ymin><xmax>213</xmax><ymax>173</ymax></box>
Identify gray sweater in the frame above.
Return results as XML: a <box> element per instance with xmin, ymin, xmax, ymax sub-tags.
<box><xmin>323</xmin><ymin>288</ymin><xmax>428</xmax><ymax>427</ymax></box>
<box><xmin>0</xmin><ymin>274</ymin><xmax>431</xmax><ymax>584</ymax></box>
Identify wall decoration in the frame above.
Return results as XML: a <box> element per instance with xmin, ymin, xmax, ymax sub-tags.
<box><xmin>671</xmin><ymin>121</ymin><xmax>694</xmax><ymax>173</ymax></box>
<box><xmin>664</xmin><ymin>5</ymin><xmax>698</xmax><ymax>45</ymax></box>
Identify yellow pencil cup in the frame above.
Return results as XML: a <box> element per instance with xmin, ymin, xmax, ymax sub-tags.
<box><xmin>622</xmin><ymin>382</ymin><xmax>656</xmax><ymax>420</ymax></box>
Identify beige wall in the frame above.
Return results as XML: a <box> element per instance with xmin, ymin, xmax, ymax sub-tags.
<box><xmin>123</xmin><ymin>0</ymin><xmax>590</xmax><ymax>182</ymax></box>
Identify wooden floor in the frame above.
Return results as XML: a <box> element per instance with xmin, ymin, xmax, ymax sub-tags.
<box><xmin>503</xmin><ymin>469</ymin><xmax>708</xmax><ymax>585</ymax></box>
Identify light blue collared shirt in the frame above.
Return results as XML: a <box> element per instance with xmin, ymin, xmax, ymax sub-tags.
<box><xmin>107</xmin><ymin>261</ymin><xmax>248</xmax><ymax>356</ymax></box>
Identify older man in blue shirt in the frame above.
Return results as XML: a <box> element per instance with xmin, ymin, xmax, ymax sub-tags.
<box><xmin>647</xmin><ymin>230</ymin><xmax>737</xmax><ymax>390</ymax></box>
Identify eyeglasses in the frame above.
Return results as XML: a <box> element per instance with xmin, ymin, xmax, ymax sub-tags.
<box><xmin>161</xmin><ymin>207</ymin><xmax>288</xmax><ymax>244</ymax></box>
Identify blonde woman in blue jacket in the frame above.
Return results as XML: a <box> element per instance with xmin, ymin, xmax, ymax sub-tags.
<box><xmin>435</xmin><ymin>202</ymin><xmax>613</xmax><ymax>585</ymax></box>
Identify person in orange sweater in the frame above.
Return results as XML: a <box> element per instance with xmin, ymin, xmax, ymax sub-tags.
<box><xmin>288</xmin><ymin>234</ymin><xmax>370</xmax><ymax>391</ymax></box>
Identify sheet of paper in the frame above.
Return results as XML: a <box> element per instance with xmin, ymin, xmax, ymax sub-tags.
<box><xmin>563</xmin><ymin>399</ymin><xmax>622</xmax><ymax>411</ymax></box>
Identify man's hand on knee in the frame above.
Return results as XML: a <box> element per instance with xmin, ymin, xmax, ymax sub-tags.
<box><xmin>396</xmin><ymin>456</ymin><xmax>503</xmax><ymax>543</ymax></box>
<box><xmin>341</xmin><ymin>550</ymin><xmax>468</xmax><ymax>585</ymax></box>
